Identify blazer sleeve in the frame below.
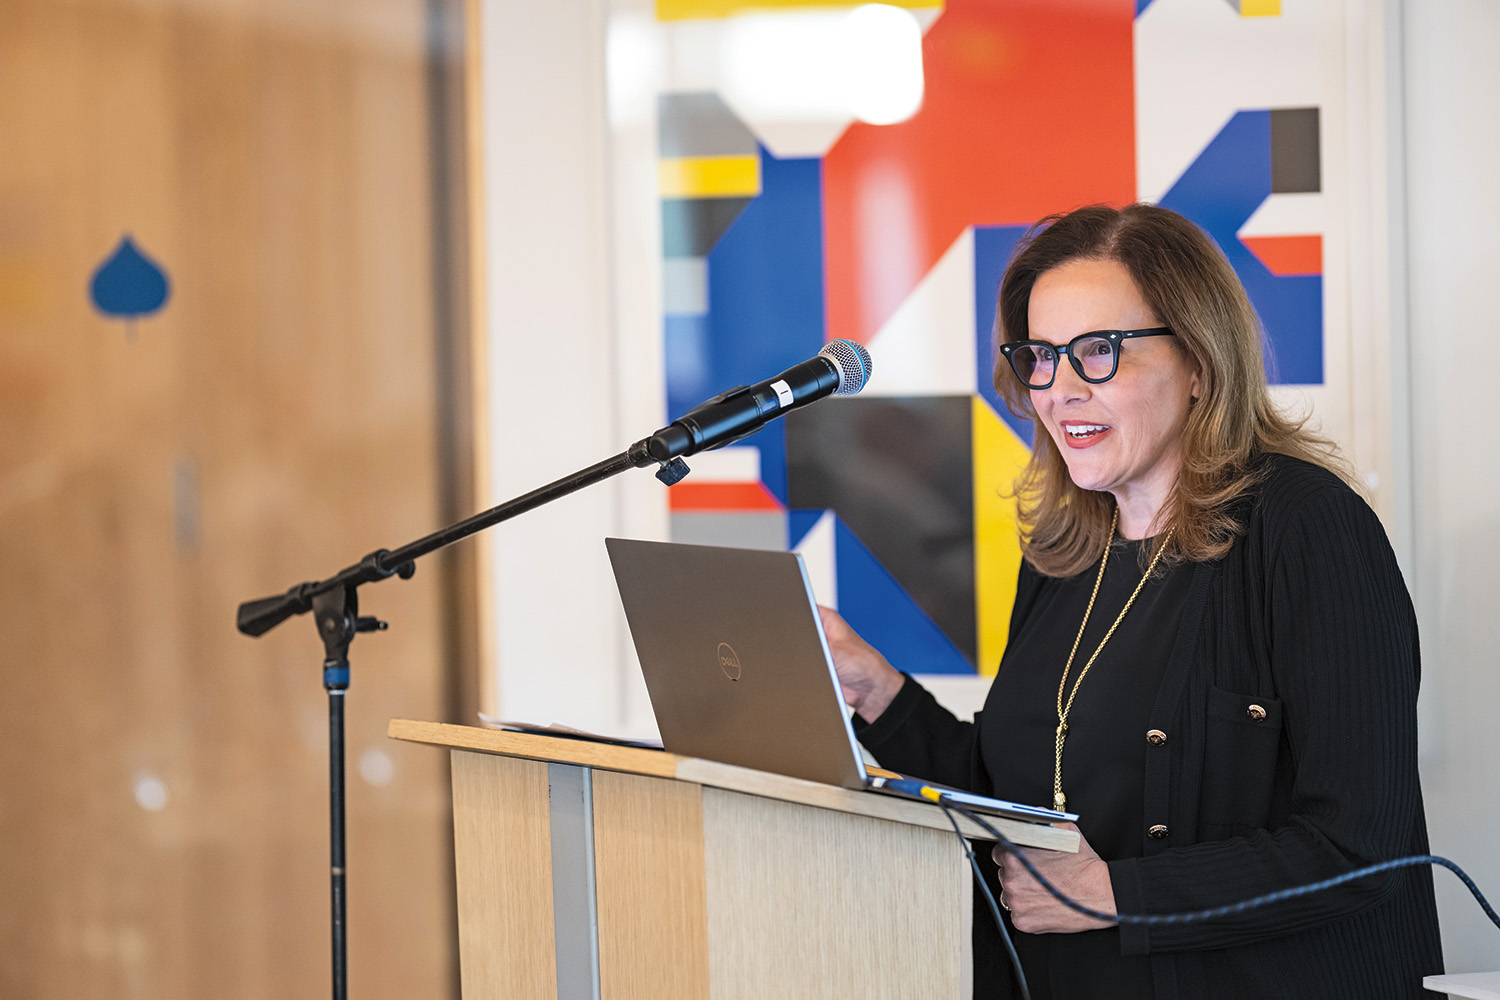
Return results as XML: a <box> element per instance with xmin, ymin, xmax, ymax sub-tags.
<box><xmin>1108</xmin><ymin>479</ymin><xmax>1425</xmax><ymax>954</ymax></box>
<box><xmin>851</xmin><ymin>558</ymin><xmax>1049</xmax><ymax>794</ymax></box>
<box><xmin>852</xmin><ymin>674</ymin><xmax>992</xmax><ymax>794</ymax></box>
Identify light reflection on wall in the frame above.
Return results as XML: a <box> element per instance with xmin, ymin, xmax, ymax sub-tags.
<box><xmin>607</xmin><ymin>12</ymin><xmax>663</xmax><ymax>128</ymax></box>
<box><xmin>841</xmin><ymin>4</ymin><xmax>925</xmax><ymax>126</ymax></box>
<box><xmin>854</xmin><ymin>158</ymin><xmax>922</xmax><ymax>326</ymax></box>
<box><xmin>721</xmin><ymin>11</ymin><xmax>856</xmax><ymax>122</ymax></box>
<box><xmin>132</xmin><ymin>772</ymin><xmax>169</xmax><ymax>812</ymax></box>
<box><xmin>721</xmin><ymin>4</ymin><xmax>925</xmax><ymax>128</ymax></box>
<box><xmin>608</xmin><ymin>4</ymin><xmax>927</xmax><ymax>151</ymax></box>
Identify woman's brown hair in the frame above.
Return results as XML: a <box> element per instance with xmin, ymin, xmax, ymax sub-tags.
<box><xmin>994</xmin><ymin>203</ymin><xmax>1347</xmax><ymax>577</ymax></box>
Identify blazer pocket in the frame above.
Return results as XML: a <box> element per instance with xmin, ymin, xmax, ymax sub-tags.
<box><xmin>1198</xmin><ymin>686</ymin><xmax>1283</xmax><ymax>834</ymax></box>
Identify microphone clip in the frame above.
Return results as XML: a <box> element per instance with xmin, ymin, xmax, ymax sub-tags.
<box><xmin>654</xmin><ymin>458</ymin><xmax>691</xmax><ymax>486</ymax></box>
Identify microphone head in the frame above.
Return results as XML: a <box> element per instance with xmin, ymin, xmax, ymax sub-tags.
<box><xmin>819</xmin><ymin>339</ymin><xmax>873</xmax><ymax>395</ymax></box>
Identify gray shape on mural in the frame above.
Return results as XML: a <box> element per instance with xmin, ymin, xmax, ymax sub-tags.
<box><xmin>658</xmin><ymin>92</ymin><xmax>758</xmax><ymax>158</ymax></box>
<box><xmin>1271</xmin><ymin>107</ymin><xmax>1321</xmax><ymax>194</ymax></box>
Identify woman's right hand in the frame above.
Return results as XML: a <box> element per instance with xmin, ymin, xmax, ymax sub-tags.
<box><xmin>818</xmin><ymin>606</ymin><xmax>905</xmax><ymax>723</ymax></box>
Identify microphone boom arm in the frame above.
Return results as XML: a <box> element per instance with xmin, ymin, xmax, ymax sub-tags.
<box><xmin>234</xmin><ymin>337</ymin><xmax>869</xmax><ymax>1000</ymax></box>
<box><xmin>236</xmin><ymin>439</ymin><xmax>661</xmax><ymax>637</ymax></box>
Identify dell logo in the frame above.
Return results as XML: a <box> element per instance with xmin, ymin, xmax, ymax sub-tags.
<box><xmin>716</xmin><ymin>642</ymin><xmax>742</xmax><ymax>681</ymax></box>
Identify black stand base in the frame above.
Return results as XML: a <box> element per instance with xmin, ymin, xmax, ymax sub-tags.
<box><xmin>313</xmin><ymin>586</ymin><xmax>381</xmax><ymax>1000</ymax></box>
<box><xmin>328</xmin><ymin>684</ymin><xmax>347</xmax><ymax>1000</ymax></box>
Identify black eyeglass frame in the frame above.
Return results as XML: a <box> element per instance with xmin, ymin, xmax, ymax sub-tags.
<box><xmin>999</xmin><ymin>327</ymin><xmax>1176</xmax><ymax>389</ymax></box>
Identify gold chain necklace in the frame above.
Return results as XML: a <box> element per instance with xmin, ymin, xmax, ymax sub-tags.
<box><xmin>1052</xmin><ymin>508</ymin><xmax>1173</xmax><ymax>812</ymax></box>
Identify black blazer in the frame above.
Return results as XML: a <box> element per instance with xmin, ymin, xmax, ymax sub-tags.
<box><xmin>857</xmin><ymin>455</ymin><xmax>1444</xmax><ymax>999</ymax></box>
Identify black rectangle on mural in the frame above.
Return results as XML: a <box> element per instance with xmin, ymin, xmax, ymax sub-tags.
<box><xmin>1270</xmin><ymin>107</ymin><xmax>1321</xmax><ymax>194</ymax></box>
<box><xmin>786</xmin><ymin>396</ymin><xmax>976</xmax><ymax>663</ymax></box>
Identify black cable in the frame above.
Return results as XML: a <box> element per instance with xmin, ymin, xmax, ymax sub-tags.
<box><xmin>938</xmin><ymin>803</ymin><xmax>1032</xmax><ymax>1000</ymax></box>
<box><xmin>948</xmin><ymin>803</ymin><xmax>1500</xmax><ymax>930</ymax></box>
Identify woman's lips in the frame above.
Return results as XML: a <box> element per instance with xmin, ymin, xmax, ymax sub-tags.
<box><xmin>1060</xmin><ymin>422</ymin><xmax>1111</xmax><ymax>450</ymax></box>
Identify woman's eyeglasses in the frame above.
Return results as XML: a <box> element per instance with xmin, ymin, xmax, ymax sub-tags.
<box><xmin>999</xmin><ymin>327</ymin><xmax>1175</xmax><ymax>389</ymax></box>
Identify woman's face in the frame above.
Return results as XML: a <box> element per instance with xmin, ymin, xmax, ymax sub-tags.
<box><xmin>1025</xmin><ymin>257</ymin><xmax>1200</xmax><ymax>535</ymax></box>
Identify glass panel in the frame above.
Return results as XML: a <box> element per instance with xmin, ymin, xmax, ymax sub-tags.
<box><xmin>1074</xmin><ymin>335</ymin><xmax>1117</xmax><ymax>381</ymax></box>
<box><xmin>1013</xmin><ymin>344</ymin><xmax>1056</xmax><ymax>386</ymax></box>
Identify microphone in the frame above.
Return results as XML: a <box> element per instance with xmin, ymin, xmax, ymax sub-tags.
<box><xmin>644</xmin><ymin>339</ymin><xmax>872</xmax><ymax>462</ymax></box>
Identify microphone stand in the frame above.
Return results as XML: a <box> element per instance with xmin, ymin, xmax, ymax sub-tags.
<box><xmin>236</xmin><ymin>438</ymin><xmax>691</xmax><ymax>1000</ymax></box>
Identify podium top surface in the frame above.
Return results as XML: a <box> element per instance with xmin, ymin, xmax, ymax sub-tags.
<box><xmin>389</xmin><ymin>719</ymin><xmax>1078</xmax><ymax>852</ymax></box>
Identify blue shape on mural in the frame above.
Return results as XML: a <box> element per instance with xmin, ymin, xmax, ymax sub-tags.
<box><xmin>664</xmin><ymin>313</ymin><xmax>711</xmax><ymax>400</ymax></box>
<box><xmin>1160</xmin><ymin>111</ymin><xmax>1323</xmax><ymax>384</ymax></box>
<box><xmin>787</xmin><ymin>509</ymin><xmax>825</xmax><ymax>550</ymax></box>
<box><xmin>666</xmin><ymin>147</ymin><xmax>826</xmax><ymax>504</ymax></box>
<box><xmin>90</xmin><ymin>235</ymin><xmax>171</xmax><ymax>320</ymax></box>
<box><xmin>974</xmin><ymin>225</ymin><xmax>1035</xmax><ymax>446</ymax></box>
<box><xmin>834</xmin><ymin>518</ymin><xmax>972</xmax><ymax>675</ymax></box>
<box><xmin>1136</xmin><ymin>0</ymin><xmax>1159</xmax><ymax>16</ymax></box>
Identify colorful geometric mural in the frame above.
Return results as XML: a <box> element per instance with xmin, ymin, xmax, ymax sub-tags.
<box><xmin>651</xmin><ymin>0</ymin><xmax>1331</xmax><ymax>677</ymax></box>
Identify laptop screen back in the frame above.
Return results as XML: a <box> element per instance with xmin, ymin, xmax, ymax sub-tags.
<box><xmin>605</xmin><ymin>537</ymin><xmax>867</xmax><ymax>789</ymax></box>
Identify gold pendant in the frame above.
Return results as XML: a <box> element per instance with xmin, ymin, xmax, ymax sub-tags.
<box><xmin>1054</xmin><ymin>791</ymin><xmax>1066</xmax><ymax>811</ymax></box>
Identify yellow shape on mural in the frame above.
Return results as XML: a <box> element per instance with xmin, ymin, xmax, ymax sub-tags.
<box><xmin>972</xmin><ymin>397</ymin><xmax>1031</xmax><ymax>678</ymax></box>
<box><xmin>657</xmin><ymin>0</ymin><xmax>940</xmax><ymax>21</ymax></box>
<box><xmin>659</xmin><ymin>155</ymin><xmax>762</xmax><ymax>199</ymax></box>
<box><xmin>1240</xmin><ymin>0</ymin><xmax>1281</xmax><ymax>15</ymax></box>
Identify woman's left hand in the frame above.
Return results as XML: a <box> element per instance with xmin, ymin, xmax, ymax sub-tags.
<box><xmin>992</xmin><ymin>824</ymin><xmax>1117</xmax><ymax>934</ymax></box>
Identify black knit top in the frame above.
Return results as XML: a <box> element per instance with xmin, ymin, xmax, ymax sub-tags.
<box><xmin>973</xmin><ymin>535</ymin><xmax>1193</xmax><ymax>997</ymax></box>
<box><xmin>855</xmin><ymin>454</ymin><xmax>1445</xmax><ymax>999</ymax></box>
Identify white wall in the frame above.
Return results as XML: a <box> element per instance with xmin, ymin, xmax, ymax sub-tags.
<box><xmin>1403</xmin><ymin>0</ymin><xmax>1500</xmax><ymax>974</ymax></box>
<box><xmin>475</xmin><ymin>0</ymin><xmax>665</xmax><ymax>737</ymax></box>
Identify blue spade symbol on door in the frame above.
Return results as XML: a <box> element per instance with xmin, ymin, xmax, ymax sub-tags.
<box><xmin>90</xmin><ymin>234</ymin><xmax>171</xmax><ymax>339</ymax></box>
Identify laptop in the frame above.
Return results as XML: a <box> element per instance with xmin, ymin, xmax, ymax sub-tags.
<box><xmin>604</xmin><ymin>537</ymin><xmax>1075</xmax><ymax>826</ymax></box>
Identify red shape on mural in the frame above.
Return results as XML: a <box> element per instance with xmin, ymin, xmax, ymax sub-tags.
<box><xmin>668</xmin><ymin>481</ymin><xmax>786</xmax><ymax>512</ymax></box>
<box><xmin>822</xmin><ymin>0</ymin><xmax>1137</xmax><ymax>347</ymax></box>
<box><xmin>1240</xmin><ymin>234</ymin><xmax>1322</xmax><ymax>276</ymax></box>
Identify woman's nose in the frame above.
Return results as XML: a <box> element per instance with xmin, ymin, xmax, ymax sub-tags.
<box><xmin>1046</xmin><ymin>357</ymin><xmax>1092</xmax><ymax>403</ymax></box>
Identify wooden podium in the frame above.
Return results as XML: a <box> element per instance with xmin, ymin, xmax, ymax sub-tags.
<box><xmin>389</xmin><ymin>720</ymin><xmax>1077</xmax><ymax>1000</ymax></box>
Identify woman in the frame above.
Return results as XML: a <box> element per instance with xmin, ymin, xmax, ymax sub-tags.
<box><xmin>823</xmin><ymin>204</ymin><xmax>1443</xmax><ymax>998</ymax></box>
